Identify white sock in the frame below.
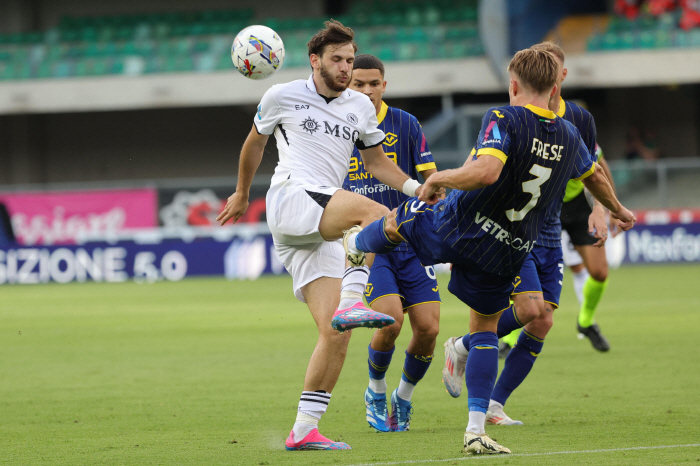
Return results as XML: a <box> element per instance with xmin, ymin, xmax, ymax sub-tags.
<box><xmin>488</xmin><ymin>400</ymin><xmax>504</xmax><ymax>412</ymax></box>
<box><xmin>292</xmin><ymin>413</ymin><xmax>318</xmax><ymax>442</ymax></box>
<box><xmin>396</xmin><ymin>379</ymin><xmax>416</xmax><ymax>401</ymax></box>
<box><xmin>368</xmin><ymin>377</ymin><xmax>387</xmax><ymax>394</ymax></box>
<box><xmin>347</xmin><ymin>232</ymin><xmax>361</xmax><ymax>255</ymax></box>
<box><xmin>572</xmin><ymin>268</ymin><xmax>589</xmax><ymax>307</ymax></box>
<box><xmin>466</xmin><ymin>411</ymin><xmax>486</xmax><ymax>434</ymax></box>
<box><xmin>339</xmin><ymin>266</ymin><xmax>370</xmax><ymax>310</ymax></box>
<box><xmin>454</xmin><ymin>336</ymin><xmax>469</xmax><ymax>357</ymax></box>
<box><xmin>293</xmin><ymin>391</ymin><xmax>330</xmax><ymax>442</ymax></box>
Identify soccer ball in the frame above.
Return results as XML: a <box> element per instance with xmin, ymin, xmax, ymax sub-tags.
<box><xmin>231</xmin><ymin>25</ymin><xmax>285</xmax><ymax>80</ymax></box>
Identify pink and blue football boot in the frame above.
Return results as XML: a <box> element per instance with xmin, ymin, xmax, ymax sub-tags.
<box><xmin>284</xmin><ymin>428</ymin><xmax>351</xmax><ymax>451</ymax></box>
<box><xmin>331</xmin><ymin>302</ymin><xmax>395</xmax><ymax>332</ymax></box>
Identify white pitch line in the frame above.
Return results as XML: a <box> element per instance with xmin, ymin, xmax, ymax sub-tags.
<box><xmin>342</xmin><ymin>443</ymin><xmax>700</xmax><ymax>466</ymax></box>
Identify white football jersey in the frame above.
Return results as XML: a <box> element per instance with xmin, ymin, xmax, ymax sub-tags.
<box><xmin>254</xmin><ymin>75</ymin><xmax>385</xmax><ymax>189</ymax></box>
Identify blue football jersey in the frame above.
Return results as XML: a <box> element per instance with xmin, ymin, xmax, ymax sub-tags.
<box><xmin>536</xmin><ymin>97</ymin><xmax>599</xmax><ymax>248</ymax></box>
<box><xmin>343</xmin><ymin>101</ymin><xmax>435</xmax><ymax>207</ymax></box>
<box><xmin>344</xmin><ymin>101</ymin><xmax>436</xmax><ymax>251</ymax></box>
<box><xmin>432</xmin><ymin>104</ymin><xmax>595</xmax><ymax>276</ymax></box>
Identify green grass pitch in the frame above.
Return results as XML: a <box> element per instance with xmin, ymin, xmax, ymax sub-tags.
<box><xmin>1</xmin><ymin>264</ymin><xmax>699</xmax><ymax>465</ymax></box>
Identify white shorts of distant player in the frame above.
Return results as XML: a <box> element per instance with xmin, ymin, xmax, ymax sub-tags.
<box><xmin>266</xmin><ymin>180</ymin><xmax>345</xmax><ymax>302</ymax></box>
<box><xmin>561</xmin><ymin>228</ymin><xmax>625</xmax><ymax>270</ymax></box>
<box><xmin>561</xmin><ymin>229</ymin><xmax>583</xmax><ymax>267</ymax></box>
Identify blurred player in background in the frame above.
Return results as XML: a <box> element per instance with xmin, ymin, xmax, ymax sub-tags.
<box><xmin>217</xmin><ymin>21</ymin><xmax>426</xmax><ymax>451</ymax></box>
<box><xmin>561</xmin><ymin>142</ymin><xmax>618</xmax><ymax>352</ymax></box>
<box><xmin>344</xmin><ymin>48</ymin><xmax>636</xmax><ymax>454</ymax></box>
<box><xmin>344</xmin><ymin>54</ymin><xmax>441</xmax><ymax>433</ymax></box>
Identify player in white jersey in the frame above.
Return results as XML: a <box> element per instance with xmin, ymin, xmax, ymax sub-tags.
<box><xmin>217</xmin><ymin>20</ymin><xmax>428</xmax><ymax>451</ymax></box>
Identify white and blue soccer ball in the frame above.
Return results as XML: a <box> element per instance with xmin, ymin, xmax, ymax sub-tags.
<box><xmin>231</xmin><ymin>25</ymin><xmax>285</xmax><ymax>80</ymax></box>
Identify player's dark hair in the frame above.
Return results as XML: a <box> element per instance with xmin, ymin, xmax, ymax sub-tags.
<box><xmin>353</xmin><ymin>54</ymin><xmax>385</xmax><ymax>76</ymax></box>
<box><xmin>307</xmin><ymin>19</ymin><xmax>358</xmax><ymax>57</ymax></box>
<box><xmin>530</xmin><ymin>41</ymin><xmax>566</xmax><ymax>63</ymax></box>
<box><xmin>507</xmin><ymin>48</ymin><xmax>558</xmax><ymax>95</ymax></box>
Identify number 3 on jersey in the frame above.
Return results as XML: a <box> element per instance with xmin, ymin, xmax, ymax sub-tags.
<box><xmin>506</xmin><ymin>164</ymin><xmax>552</xmax><ymax>221</ymax></box>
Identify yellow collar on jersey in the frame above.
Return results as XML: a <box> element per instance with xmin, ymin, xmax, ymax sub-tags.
<box><xmin>555</xmin><ymin>97</ymin><xmax>566</xmax><ymax>117</ymax></box>
<box><xmin>377</xmin><ymin>101</ymin><xmax>389</xmax><ymax>124</ymax></box>
<box><xmin>525</xmin><ymin>104</ymin><xmax>557</xmax><ymax>120</ymax></box>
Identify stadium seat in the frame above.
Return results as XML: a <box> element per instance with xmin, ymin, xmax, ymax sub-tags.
<box><xmin>0</xmin><ymin>3</ymin><xmax>487</xmax><ymax>80</ymax></box>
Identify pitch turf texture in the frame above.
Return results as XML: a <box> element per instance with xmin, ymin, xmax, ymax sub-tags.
<box><xmin>2</xmin><ymin>265</ymin><xmax>699</xmax><ymax>466</ymax></box>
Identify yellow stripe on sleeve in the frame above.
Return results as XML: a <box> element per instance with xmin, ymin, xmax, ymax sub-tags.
<box><xmin>415</xmin><ymin>162</ymin><xmax>436</xmax><ymax>172</ymax></box>
<box><xmin>573</xmin><ymin>164</ymin><xmax>595</xmax><ymax>181</ymax></box>
<box><xmin>476</xmin><ymin>147</ymin><xmax>507</xmax><ymax>164</ymax></box>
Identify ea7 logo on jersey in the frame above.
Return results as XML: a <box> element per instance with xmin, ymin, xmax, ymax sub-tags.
<box><xmin>295</xmin><ymin>104</ymin><xmax>310</xmax><ymax>110</ymax></box>
<box><xmin>300</xmin><ymin>117</ymin><xmax>320</xmax><ymax>134</ymax></box>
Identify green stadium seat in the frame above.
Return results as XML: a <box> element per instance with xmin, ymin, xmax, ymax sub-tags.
<box><xmin>37</xmin><ymin>61</ymin><xmax>52</xmax><ymax>78</ymax></box>
<box><xmin>639</xmin><ymin>31</ymin><xmax>655</xmax><ymax>48</ymax></box>
<box><xmin>111</xmin><ymin>59</ymin><xmax>124</xmax><ymax>74</ymax></box>
<box><xmin>196</xmin><ymin>54</ymin><xmax>216</xmax><ymax>72</ymax></box>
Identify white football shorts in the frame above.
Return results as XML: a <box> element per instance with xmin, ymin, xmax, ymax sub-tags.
<box><xmin>561</xmin><ymin>229</ymin><xmax>584</xmax><ymax>267</ymax></box>
<box><xmin>266</xmin><ymin>181</ymin><xmax>345</xmax><ymax>302</ymax></box>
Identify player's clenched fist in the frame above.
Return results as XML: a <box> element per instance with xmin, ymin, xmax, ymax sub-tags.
<box><xmin>217</xmin><ymin>192</ymin><xmax>249</xmax><ymax>226</ymax></box>
<box><xmin>417</xmin><ymin>180</ymin><xmax>441</xmax><ymax>205</ymax></box>
<box><xmin>611</xmin><ymin>207</ymin><xmax>636</xmax><ymax>232</ymax></box>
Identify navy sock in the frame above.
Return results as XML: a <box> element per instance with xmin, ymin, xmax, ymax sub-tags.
<box><xmin>459</xmin><ymin>305</ymin><xmax>525</xmax><ymax>351</ymax></box>
<box><xmin>355</xmin><ymin>218</ymin><xmax>401</xmax><ymax>254</ymax></box>
<box><xmin>496</xmin><ymin>304</ymin><xmax>525</xmax><ymax>338</ymax></box>
<box><xmin>490</xmin><ymin>330</ymin><xmax>544</xmax><ymax>406</ymax></box>
<box><xmin>401</xmin><ymin>351</ymin><xmax>433</xmax><ymax>385</ymax></box>
<box><xmin>368</xmin><ymin>345</ymin><xmax>395</xmax><ymax>380</ymax></box>
<box><xmin>465</xmin><ymin>332</ymin><xmax>499</xmax><ymax>414</ymax></box>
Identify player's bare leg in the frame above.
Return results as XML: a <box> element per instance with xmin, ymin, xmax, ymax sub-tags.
<box><xmin>318</xmin><ymin>190</ymin><xmax>390</xmax><ymax>240</ymax></box>
<box><xmin>462</xmin><ymin>310</ymin><xmax>510</xmax><ymax>454</ymax></box>
<box><xmin>574</xmin><ymin>244</ymin><xmax>610</xmax><ymax>351</ymax></box>
<box><xmin>317</xmin><ymin>190</ymin><xmax>396</xmax><ymax>332</ymax></box>
<box><xmin>286</xmin><ymin>276</ymin><xmax>352</xmax><ymax>451</ymax></box>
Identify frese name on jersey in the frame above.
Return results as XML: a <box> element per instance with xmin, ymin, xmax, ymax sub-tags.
<box><xmin>474</xmin><ymin>211</ymin><xmax>536</xmax><ymax>253</ymax></box>
<box><xmin>531</xmin><ymin>137</ymin><xmax>565</xmax><ymax>161</ymax></box>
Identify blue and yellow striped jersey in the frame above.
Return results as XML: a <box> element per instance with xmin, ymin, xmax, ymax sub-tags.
<box><xmin>343</xmin><ymin>101</ymin><xmax>436</xmax><ymax>251</ymax></box>
<box><xmin>434</xmin><ymin>104</ymin><xmax>595</xmax><ymax>276</ymax></box>
<box><xmin>343</xmin><ymin>101</ymin><xmax>435</xmax><ymax>207</ymax></box>
<box><xmin>537</xmin><ymin>97</ymin><xmax>598</xmax><ymax>247</ymax></box>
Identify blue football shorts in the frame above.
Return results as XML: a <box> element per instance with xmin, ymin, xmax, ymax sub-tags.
<box><xmin>513</xmin><ymin>245</ymin><xmax>564</xmax><ymax>308</ymax></box>
<box><xmin>365</xmin><ymin>248</ymin><xmax>441</xmax><ymax>311</ymax></box>
<box><xmin>392</xmin><ymin>196</ymin><xmax>518</xmax><ymax>316</ymax></box>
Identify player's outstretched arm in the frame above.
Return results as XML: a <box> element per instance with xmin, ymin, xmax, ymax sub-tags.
<box><xmin>217</xmin><ymin>125</ymin><xmax>269</xmax><ymax>225</ymax></box>
<box><xmin>360</xmin><ymin>144</ymin><xmax>426</xmax><ymax>198</ymax></box>
<box><xmin>418</xmin><ymin>154</ymin><xmax>503</xmax><ymax>204</ymax></box>
<box><xmin>582</xmin><ymin>163</ymin><xmax>636</xmax><ymax>231</ymax></box>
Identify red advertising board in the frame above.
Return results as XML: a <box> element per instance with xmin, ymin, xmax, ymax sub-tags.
<box><xmin>0</xmin><ymin>189</ymin><xmax>158</xmax><ymax>245</ymax></box>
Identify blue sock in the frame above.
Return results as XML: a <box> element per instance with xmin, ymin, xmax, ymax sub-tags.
<box><xmin>490</xmin><ymin>330</ymin><xmax>544</xmax><ymax>406</ymax></box>
<box><xmin>368</xmin><ymin>345</ymin><xmax>395</xmax><ymax>380</ymax></box>
<box><xmin>401</xmin><ymin>351</ymin><xmax>433</xmax><ymax>385</ymax></box>
<box><xmin>496</xmin><ymin>304</ymin><xmax>525</xmax><ymax>338</ymax></box>
<box><xmin>355</xmin><ymin>218</ymin><xmax>401</xmax><ymax>254</ymax></box>
<box><xmin>465</xmin><ymin>331</ymin><xmax>499</xmax><ymax>414</ymax></box>
<box><xmin>459</xmin><ymin>305</ymin><xmax>524</xmax><ymax>349</ymax></box>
